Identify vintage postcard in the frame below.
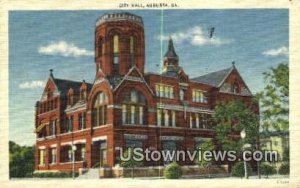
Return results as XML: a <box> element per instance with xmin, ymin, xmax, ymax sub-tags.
<box><xmin>0</xmin><ymin>0</ymin><xmax>299</xmax><ymax>187</ymax></box>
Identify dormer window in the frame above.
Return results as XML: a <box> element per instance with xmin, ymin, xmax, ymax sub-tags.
<box><xmin>80</xmin><ymin>90</ymin><xmax>87</xmax><ymax>101</ymax></box>
<box><xmin>67</xmin><ymin>88</ymin><xmax>74</xmax><ymax>106</ymax></box>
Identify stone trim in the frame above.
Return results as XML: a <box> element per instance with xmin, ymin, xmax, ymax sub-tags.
<box><xmin>92</xmin><ymin>136</ymin><xmax>107</xmax><ymax>142</ymax></box>
<box><xmin>157</xmin><ymin>103</ymin><xmax>214</xmax><ymax>114</ymax></box>
<box><xmin>124</xmin><ymin>133</ymin><xmax>148</xmax><ymax>140</ymax></box>
<box><xmin>160</xmin><ymin>136</ymin><xmax>184</xmax><ymax>141</ymax></box>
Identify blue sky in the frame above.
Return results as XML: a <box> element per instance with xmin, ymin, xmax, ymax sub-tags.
<box><xmin>9</xmin><ymin>9</ymin><xmax>288</xmax><ymax>146</ymax></box>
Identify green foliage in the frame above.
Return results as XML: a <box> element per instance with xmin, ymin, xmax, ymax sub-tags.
<box><xmin>278</xmin><ymin>163</ymin><xmax>289</xmax><ymax>175</ymax></box>
<box><xmin>33</xmin><ymin>172</ymin><xmax>79</xmax><ymax>178</ymax></box>
<box><xmin>197</xmin><ymin>139</ymin><xmax>214</xmax><ymax>167</ymax></box>
<box><xmin>260</xmin><ymin>163</ymin><xmax>276</xmax><ymax>178</ymax></box>
<box><xmin>282</xmin><ymin>147</ymin><xmax>289</xmax><ymax>162</ymax></box>
<box><xmin>231</xmin><ymin>162</ymin><xmax>252</xmax><ymax>178</ymax></box>
<box><xmin>120</xmin><ymin>148</ymin><xmax>143</xmax><ymax>178</ymax></box>
<box><xmin>163</xmin><ymin>162</ymin><xmax>182</xmax><ymax>179</ymax></box>
<box><xmin>9</xmin><ymin>141</ymin><xmax>35</xmax><ymax>178</ymax></box>
<box><xmin>120</xmin><ymin>148</ymin><xmax>143</xmax><ymax>168</ymax></box>
<box><xmin>258</xmin><ymin>63</ymin><xmax>289</xmax><ymax>131</ymax></box>
<box><xmin>213</xmin><ymin>100</ymin><xmax>259</xmax><ymax>152</ymax></box>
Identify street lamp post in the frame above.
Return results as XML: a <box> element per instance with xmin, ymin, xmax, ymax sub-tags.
<box><xmin>240</xmin><ymin>129</ymin><xmax>248</xmax><ymax>179</ymax></box>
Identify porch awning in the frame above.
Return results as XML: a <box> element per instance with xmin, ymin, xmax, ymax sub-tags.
<box><xmin>35</xmin><ymin>123</ymin><xmax>47</xmax><ymax>133</ymax></box>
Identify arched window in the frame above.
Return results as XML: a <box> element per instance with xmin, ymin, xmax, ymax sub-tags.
<box><xmin>92</xmin><ymin>92</ymin><xmax>108</xmax><ymax>127</ymax></box>
<box><xmin>129</xmin><ymin>36</ymin><xmax>136</xmax><ymax>66</ymax></box>
<box><xmin>113</xmin><ymin>35</ymin><xmax>119</xmax><ymax>64</ymax></box>
<box><xmin>122</xmin><ymin>90</ymin><xmax>146</xmax><ymax>125</ymax></box>
<box><xmin>98</xmin><ymin>37</ymin><xmax>104</xmax><ymax>57</ymax></box>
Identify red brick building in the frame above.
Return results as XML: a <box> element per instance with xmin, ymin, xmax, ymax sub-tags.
<box><xmin>34</xmin><ymin>12</ymin><xmax>256</xmax><ymax>173</ymax></box>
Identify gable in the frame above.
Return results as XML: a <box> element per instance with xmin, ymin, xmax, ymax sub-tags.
<box><xmin>219</xmin><ymin>69</ymin><xmax>252</xmax><ymax>96</ymax></box>
<box><xmin>40</xmin><ymin>78</ymin><xmax>59</xmax><ymax>101</ymax></box>
<box><xmin>178</xmin><ymin>69</ymin><xmax>189</xmax><ymax>83</ymax></box>
<box><xmin>114</xmin><ymin>66</ymin><xmax>154</xmax><ymax>95</ymax></box>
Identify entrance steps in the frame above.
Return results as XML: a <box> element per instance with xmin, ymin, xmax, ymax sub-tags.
<box><xmin>77</xmin><ymin>168</ymin><xmax>99</xmax><ymax>179</ymax></box>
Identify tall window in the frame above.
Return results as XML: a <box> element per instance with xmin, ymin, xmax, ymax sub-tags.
<box><xmin>129</xmin><ymin>36</ymin><xmax>135</xmax><ymax>66</ymax></box>
<box><xmin>190</xmin><ymin>114</ymin><xmax>193</xmax><ymax>128</ymax></box>
<box><xmin>155</xmin><ymin>84</ymin><xmax>174</xmax><ymax>99</ymax></box>
<box><xmin>68</xmin><ymin>147</ymin><xmax>73</xmax><ymax>162</ymax></box>
<box><xmin>39</xmin><ymin>149</ymin><xmax>45</xmax><ymax>165</ymax></box>
<box><xmin>157</xmin><ymin>109</ymin><xmax>162</xmax><ymax>126</ymax></box>
<box><xmin>172</xmin><ymin>111</ymin><xmax>176</xmax><ymax>127</ymax></box>
<box><xmin>92</xmin><ymin>92</ymin><xmax>108</xmax><ymax>127</ymax></box>
<box><xmin>121</xmin><ymin>90</ymin><xmax>146</xmax><ymax>125</ymax></box>
<box><xmin>195</xmin><ymin>114</ymin><xmax>200</xmax><ymax>128</ymax></box>
<box><xmin>49</xmin><ymin>120</ymin><xmax>56</xmax><ymax>136</ymax></box>
<box><xmin>113</xmin><ymin>35</ymin><xmax>119</xmax><ymax>65</ymax></box>
<box><xmin>192</xmin><ymin>90</ymin><xmax>207</xmax><ymax>103</ymax></box>
<box><xmin>189</xmin><ymin>113</ymin><xmax>211</xmax><ymax>129</ymax></box>
<box><xmin>164</xmin><ymin>110</ymin><xmax>169</xmax><ymax>127</ymax></box>
<box><xmin>81</xmin><ymin>146</ymin><xmax>86</xmax><ymax>161</ymax></box>
<box><xmin>66</xmin><ymin>116</ymin><xmax>73</xmax><ymax>132</ymax></box>
<box><xmin>157</xmin><ymin>109</ymin><xmax>176</xmax><ymax>127</ymax></box>
<box><xmin>50</xmin><ymin>148</ymin><xmax>57</xmax><ymax>164</ymax></box>
<box><xmin>180</xmin><ymin>88</ymin><xmax>185</xmax><ymax>101</ymax></box>
<box><xmin>79</xmin><ymin>113</ymin><xmax>86</xmax><ymax>130</ymax></box>
<box><xmin>98</xmin><ymin>37</ymin><xmax>104</xmax><ymax>57</ymax></box>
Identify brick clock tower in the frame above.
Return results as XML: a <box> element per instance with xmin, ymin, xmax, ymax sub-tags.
<box><xmin>95</xmin><ymin>13</ymin><xmax>145</xmax><ymax>77</ymax></box>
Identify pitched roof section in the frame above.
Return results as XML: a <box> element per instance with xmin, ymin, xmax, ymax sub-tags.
<box><xmin>52</xmin><ymin>78</ymin><xmax>92</xmax><ymax>96</ymax></box>
<box><xmin>191</xmin><ymin>67</ymin><xmax>233</xmax><ymax>87</ymax></box>
<box><xmin>164</xmin><ymin>37</ymin><xmax>178</xmax><ymax>59</ymax></box>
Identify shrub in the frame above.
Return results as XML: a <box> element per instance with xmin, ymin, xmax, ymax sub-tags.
<box><xmin>260</xmin><ymin>163</ymin><xmax>276</xmax><ymax>178</ymax></box>
<box><xmin>163</xmin><ymin>162</ymin><xmax>182</xmax><ymax>179</ymax></box>
<box><xmin>278</xmin><ymin>163</ymin><xmax>289</xmax><ymax>175</ymax></box>
<box><xmin>231</xmin><ymin>162</ymin><xmax>252</xmax><ymax>178</ymax></box>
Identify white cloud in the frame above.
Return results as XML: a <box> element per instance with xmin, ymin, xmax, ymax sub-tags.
<box><xmin>262</xmin><ymin>46</ymin><xmax>288</xmax><ymax>57</ymax></box>
<box><xmin>159</xmin><ymin>26</ymin><xmax>232</xmax><ymax>46</ymax></box>
<box><xmin>19</xmin><ymin>81</ymin><xmax>45</xmax><ymax>89</ymax></box>
<box><xmin>38</xmin><ymin>41</ymin><xmax>94</xmax><ymax>57</ymax></box>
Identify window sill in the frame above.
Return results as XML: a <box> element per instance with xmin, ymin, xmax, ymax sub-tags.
<box><xmin>60</xmin><ymin>161</ymin><xmax>84</xmax><ymax>165</ymax></box>
<box><xmin>122</xmin><ymin>123</ymin><xmax>145</xmax><ymax>126</ymax></box>
<box><xmin>37</xmin><ymin>138</ymin><xmax>45</xmax><ymax>141</ymax></box>
<box><xmin>92</xmin><ymin>124</ymin><xmax>111</xmax><ymax>129</ymax></box>
<box><xmin>190</xmin><ymin>127</ymin><xmax>212</xmax><ymax>130</ymax></box>
<box><xmin>46</xmin><ymin>135</ymin><xmax>56</xmax><ymax>139</ymax></box>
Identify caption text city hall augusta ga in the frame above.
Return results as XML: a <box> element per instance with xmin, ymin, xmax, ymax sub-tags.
<box><xmin>34</xmin><ymin>12</ymin><xmax>258</xmax><ymax>173</ymax></box>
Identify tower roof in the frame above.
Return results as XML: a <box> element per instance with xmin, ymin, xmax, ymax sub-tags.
<box><xmin>96</xmin><ymin>12</ymin><xmax>143</xmax><ymax>27</ymax></box>
<box><xmin>164</xmin><ymin>37</ymin><xmax>178</xmax><ymax>59</ymax></box>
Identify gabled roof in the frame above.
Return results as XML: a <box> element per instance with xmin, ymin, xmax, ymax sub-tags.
<box><xmin>191</xmin><ymin>67</ymin><xmax>233</xmax><ymax>87</ymax></box>
<box><xmin>52</xmin><ymin>78</ymin><xmax>92</xmax><ymax>96</ymax></box>
<box><xmin>114</xmin><ymin>65</ymin><xmax>154</xmax><ymax>95</ymax></box>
